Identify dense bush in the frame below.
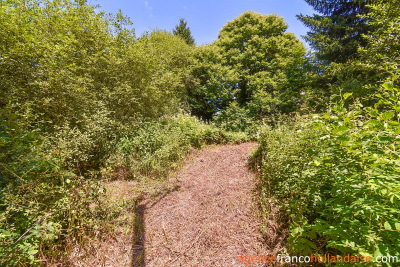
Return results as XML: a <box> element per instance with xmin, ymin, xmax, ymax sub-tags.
<box><xmin>299</xmin><ymin>0</ymin><xmax>400</xmax><ymax>112</ymax></box>
<box><xmin>107</xmin><ymin>115</ymin><xmax>248</xmax><ymax>180</ymax></box>
<box><xmin>0</xmin><ymin>0</ymin><xmax>193</xmax><ymax>126</ymax></box>
<box><xmin>188</xmin><ymin>44</ymin><xmax>238</xmax><ymax>121</ymax></box>
<box><xmin>3</xmin><ymin>0</ymin><xmax>398</xmax><ymax>265</ymax></box>
<box><xmin>252</xmin><ymin>80</ymin><xmax>400</xmax><ymax>262</ymax></box>
<box><xmin>0</xmin><ymin>106</ymin><xmax>106</xmax><ymax>265</ymax></box>
<box><xmin>0</xmin><ymin>111</ymin><xmax>247</xmax><ymax>264</ymax></box>
<box><xmin>251</xmin><ymin>1</ymin><xmax>400</xmax><ymax>262</ymax></box>
<box><xmin>0</xmin><ymin>0</ymin><xmax>197</xmax><ymax>176</ymax></box>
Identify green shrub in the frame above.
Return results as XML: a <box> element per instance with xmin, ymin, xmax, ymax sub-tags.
<box><xmin>252</xmin><ymin>79</ymin><xmax>400</xmax><ymax>263</ymax></box>
<box><xmin>107</xmin><ymin>114</ymin><xmax>248</xmax><ymax>180</ymax></box>
<box><xmin>213</xmin><ymin>102</ymin><xmax>268</xmax><ymax>139</ymax></box>
<box><xmin>0</xmin><ymin>107</ymin><xmax>106</xmax><ymax>265</ymax></box>
<box><xmin>249</xmin><ymin>115</ymin><xmax>326</xmax><ymax>247</ymax></box>
<box><xmin>1</xmin><ymin>110</ymin><xmax>248</xmax><ymax>265</ymax></box>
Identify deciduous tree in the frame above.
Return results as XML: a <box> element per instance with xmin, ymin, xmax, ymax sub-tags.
<box><xmin>216</xmin><ymin>11</ymin><xmax>306</xmax><ymax>116</ymax></box>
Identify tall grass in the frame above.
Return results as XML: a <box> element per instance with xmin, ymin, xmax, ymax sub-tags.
<box><xmin>107</xmin><ymin>114</ymin><xmax>248</xmax><ymax>180</ymax></box>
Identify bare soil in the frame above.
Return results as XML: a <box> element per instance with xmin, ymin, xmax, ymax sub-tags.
<box><xmin>134</xmin><ymin>143</ymin><xmax>269</xmax><ymax>266</ymax></box>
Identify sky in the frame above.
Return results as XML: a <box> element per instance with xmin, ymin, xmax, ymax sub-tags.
<box><xmin>93</xmin><ymin>0</ymin><xmax>316</xmax><ymax>46</ymax></box>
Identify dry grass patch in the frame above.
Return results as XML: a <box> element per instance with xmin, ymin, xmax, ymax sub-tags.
<box><xmin>65</xmin><ymin>176</ymin><xmax>179</xmax><ymax>266</ymax></box>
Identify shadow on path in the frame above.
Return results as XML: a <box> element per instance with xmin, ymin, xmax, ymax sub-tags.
<box><xmin>131</xmin><ymin>185</ymin><xmax>181</xmax><ymax>267</ymax></box>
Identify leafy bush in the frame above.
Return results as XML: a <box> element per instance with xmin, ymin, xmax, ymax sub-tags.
<box><xmin>0</xmin><ymin>110</ymin><xmax>247</xmax><ymax>264</ymax></box>
<box><xmin>252</xmin><ymin>79</ymin><xmax>400</xmax><ymax>262</ymax></box>
<box><xmin>188</xmin><ymin>44</ymin><xmax>238</xmax><ymax>121</ymax></box>
<box><xmin>107</xmin><ymin>114</ymin><xmax>248</xmax><ymax>180</ymax></box>
<box><xmin>0</xmin><ymin>107</ymin><xmax>105</xmax><ymax>265</ymax></box>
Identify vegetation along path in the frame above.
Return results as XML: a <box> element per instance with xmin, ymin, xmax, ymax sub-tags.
<box><xmin>133</xmin><ymin>143</ymin><xmax>267</xmax><ymax>266</ymax></box>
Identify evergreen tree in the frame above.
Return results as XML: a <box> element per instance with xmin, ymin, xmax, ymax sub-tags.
<box><xmin>173</xmin><ymin>18</ymin><xmax>195</xmax><ymax>46</ymax></box>
<box><xmin>360</xmin><ymin>0</ymin><xmax>400</xmax><ymax>79</ymax></box>
<box><xmin>298</xmin><ymin>0</ymin><xmax>373</xmax><ymax>64</ymax></box>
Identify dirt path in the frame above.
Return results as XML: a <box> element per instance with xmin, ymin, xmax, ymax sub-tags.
<box><xmin>133</xmin><ymin>143</ymin><xmax>268</xmax><ymax>266</ymax></box>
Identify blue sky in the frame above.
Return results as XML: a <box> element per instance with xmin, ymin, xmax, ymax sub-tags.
<box><xmin>94</xmin><ymin>0</ymin><xmax>315</xmax><ymax>46</ymax></box>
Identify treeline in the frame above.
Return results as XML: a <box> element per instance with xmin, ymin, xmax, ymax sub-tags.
<box><xmin>251</xmin><ymin>0</ymin><xmax>400</xmax><ymax>263</ymax></box>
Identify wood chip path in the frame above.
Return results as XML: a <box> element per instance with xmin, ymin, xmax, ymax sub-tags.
<box><xmin>133</xmin><ymin>143</ymin><xmax>268</xmax><ymax>266</ymax></box>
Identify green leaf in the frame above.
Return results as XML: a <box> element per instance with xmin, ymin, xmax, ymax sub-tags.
<box><xmin>368</xmin><ymin>119</ymin><xmax>381</xmax><ymax>126</ymax></box>
<box><xmin>337</xmin><ymin>135</ymin><xmax>350</xmax><ymax>141</ymax></box>
<box><xmin>384</xmin><ymin>221</ymin><xmax>391</xmax><ymax>230</ymax></box>
<box><xmin>337</xmin><ymin>126</ymin><xmax>349</xmax><ymax>132</ymax></box>
<box><xmin>322</xmin><ymin>113</ymin><xmax>330</xmax><ymax>119</ymax></box>
<box><xmin>367</xmin><ymin>108</ymin><xmax>379</xmax><ymax>117</ymax></box>
<box><xmin>28</xmin><ymin>248</ymin><xmax>39</xmax><ymax>256</ymax></box>
<box><xmin>343</xmin><ymin>92</ymin><xmax>352</xmax><ymax>100</ymax></box>
<box><xmin>393</xmin><ymin>104</ymin><xmax>400</xmax><ymax>112</ymax></box>
<box><xmin>380</xmin><ymin>111</ymin><xmax>394</xmax><ymax>121</ymax></box>
<box><xmin>382</xmin><ymin>82</ymin><xmax>394</xmax><ymax>91</ymax></box>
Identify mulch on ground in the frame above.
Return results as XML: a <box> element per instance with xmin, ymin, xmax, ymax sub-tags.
<box><xmin>136</xmin><ymin>143</ymin><xmax>269</xmax><ymax>266</ymax></box>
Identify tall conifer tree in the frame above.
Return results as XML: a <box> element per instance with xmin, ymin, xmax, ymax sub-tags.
<box><xmin>298</xmin><ymin>0</ymin><xmax>373</xmax><ymax>64</ymax></box>
<box><xmin>173</xmin><ymin>18</ymin><xmax>195</xmax><ymax>46</ymax></box>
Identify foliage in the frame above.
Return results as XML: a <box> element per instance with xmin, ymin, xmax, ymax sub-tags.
<box><xmin>189</xmin><ymin>11</ymin><xmax>307</xmax><ymax>122</ymax></box>
<box><xmin>0</xmin><ymin>112</ymin><xmax>246</xmax><ymax>264</ymax></box>
<box><xmin>0</xmin><ymin>0</ymin><xmax>193</xmax><ymax>127</ymax></box>
<box><xmin>0</xmin><ymin>0</ymin><xmax>195</xmax><ymax>178</ymax></box>
<box><xmin>213</xmin><ymin>102</ymin><xmax>253</xmax><ymax>133</ymax></box>
<box><xmin>0</xmin><ymin>107</ymin><xmax>106</xmax><ymax>265</ymax></box>
<box><xmin>252</xmin><ymin>79</ymin><xmax>400</xmax><ymax>262</ymax></box>
<box><xmin>173</xmin><ymin>18</ymin><xmax>195</xmax><ymax>46</ymax></box>
<box><xmin>3</xmin><ymin>0</ymin><xmax>399</xmax><ymax>264</ymax></box>
<box><xmin>129</xmin><ymin>30</ymin><xmax>194</xmax><ymax>118</ymax></box>
<box><xmin>0</xmin><ymin>0</ymin><xmax>230</xmax><ymax>265</ymax></box>
<box><xmin>298</xmin><ymin>0</ymin><xmax>400</xmax><ymax>109</ymax></box>
<box><xmin>358</xmin><ymin>0</ymin><xmax>400</xmax><ymax>84</ymax></box>
<box><xmin>216</xmin><ymin>11</ymin><xmax>306</xmax><ymax>114</ymax></box>
<box><xmin>213</xmin><ymin>102</ymin><xmax>268</xmax><ymax>139</ymax></box>
<box><xmin>252</xmin><ymin>1</ymin><xmax>400</xmax><ymax>262</ymax></box>
<box><xmin>188</xmin><ymin>44</ymin><xmax>238</xmax><ymax>120</ymax></box>
<box><xmin>298</xmin><ymin>0</ymin><xmax>373</xmax><ymax>64</ymax></box>
<box><xmin>107</xmin><ymin>114</ymin><xmax>248</xmax><ymax>180</ymax></box>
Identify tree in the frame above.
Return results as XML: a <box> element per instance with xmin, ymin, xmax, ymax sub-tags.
<box><xmin>173</xmin><ymin>18</ymin><xmax>195</xmax><ymax>46</ymax></box>
<box><xmin>298</xmin><ymin>0</ymin><xmax>373</xmax><ymax>64</ymax></box>
<box><xmin>216</xmin><ymin>11</ymin><xmax>306</xmax><ymax>116</ymax></box>
<box><xmin>359</xmin><ymin>0</ymin><xmax>400</xmax><ymax>80</ymax></box>
<box><xmin>189</xmin><ymin>44</ymin><xmax>238</xmax><ymax>120</ymax></box>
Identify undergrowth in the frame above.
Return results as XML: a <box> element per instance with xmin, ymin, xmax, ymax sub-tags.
<box><xmin>0</xmin><ymin>113</ymin><xmax>247</xmax><ymax>265</ymax></box>
<box><xmin>251</xmin><ymin>80</ymin><xmax>400</xmax><ymax>265</ymax></box>
<box><xmin>107</xmin><ymin>114</ymin><xmax>248</xmax><ymax>180</ymax></box>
